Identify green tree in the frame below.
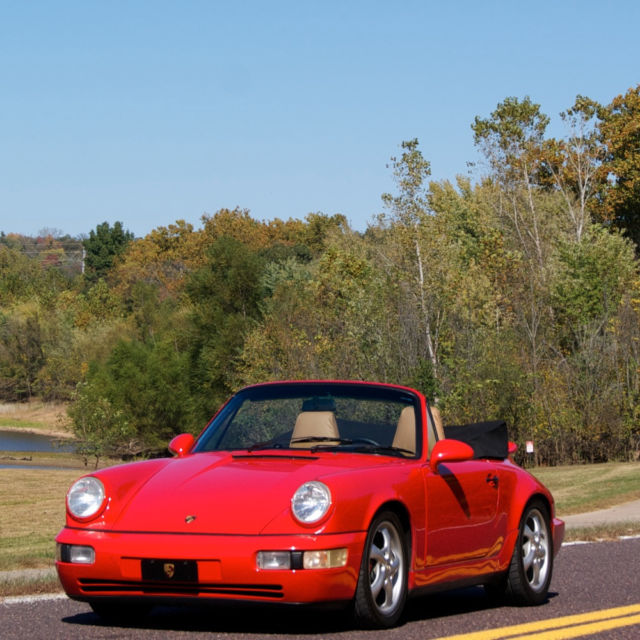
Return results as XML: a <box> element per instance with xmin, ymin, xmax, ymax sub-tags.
<box><xmin>239</xmin><ymin>238</ymin><xmax>392</xmax><ymax>384</ymax></box>
<box><xmin>0</xmin><ymin>311</ymin><xmax>45</xmax><ymax>400</ymax></box>
<box><xmin>186</xmin><ymin>236</ymin><xmax>264</xmax><ymax>416</ymax></box>
<box><xmin>550</xmin><ymin>225</ymin><xmax>636</xmax><ymax>344</ymax></box>
<box><xmin>541</xmin><ymin>95</ymin><xmax>603</xmax><ymax>241</ymax></box>
<box><xmin>472</xmin><ymin>98</ymin><xmax>565</xmax><ymax>431</ymax></box>
<box><xmin>472</xmin><ymin>96</ymin><xmax>550</xmax><ymax>188</ymax></box>
<box><xmin>68</xmin><ymin>381</ymin><xmax>134</xmax><ymax>467</ymax></box>
<box><xmin>597</xmin><ymin>85</ymin><xmax>640</xmax><ymax>246</ymax></box>
<box><xmin>83</xmin><ymin>221</ymin><xmax>134</xmax><ymax>283</ymax></box>
<box><xmin>69</xmin><ymin>337</ymin><xmax>196</xmax><ymax>457</ymax></box>
<box><xmin>238</xmin><ymin>258</ymin><xmax>316</xmax><ymax>383</ymax></box>
<box><xmin>112</xmin><ymin>219</ymin><xmax>197</xmax><ymax>300</ymax></box>
<box><xmin>300</xmin><ymin>212</ymin><xmax>348</xmax><ymax>256</ymax></box>
<box><xmin>381</xmin><ymin>139</ymin><xmax>440</xmax><ymax>374</ymax></box>
<box><xmin>0</xmin><ymin>244</ymin><xmax>71</xmax><ymax>306</ymax></box>
<box><xmin>472</xmin><ymin>96</ymin><xmax>554</xmax><ymax>269</ymax></box>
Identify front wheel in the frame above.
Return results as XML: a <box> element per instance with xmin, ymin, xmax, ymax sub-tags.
<box><xmin>506</xmin><ymin>500</ymin><xmax>553</xmax><ymax>605</ymax></box>
<box><xmin>353</xmin><ymin>511</ymin><xmax>408</xmax><ymax>628</ymax></box>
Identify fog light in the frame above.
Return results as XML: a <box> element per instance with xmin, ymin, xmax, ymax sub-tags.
<box><xmin>57</xmin><ymin>543</ymin><xmax>95</xmax><ymax>564</ymax></box>
<box><xmin>257</xmin><ymin>551</ymin><xmax>291</xmax><ymax>570</ymax></box>
<box><xmin>303</xmin><ymin>548</ymin><xmax>348</xmax><ymax>569</ymax></box>
<box><xmin>70</xmin><ymin>546</ymin><xmax>95</xmax><ymax>564</ymax></box>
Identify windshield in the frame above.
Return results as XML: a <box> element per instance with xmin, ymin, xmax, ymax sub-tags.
<box><xmin>193</xmin><ymin>382</ymin><xmax>422</xmax><ymax>458</ymax></box>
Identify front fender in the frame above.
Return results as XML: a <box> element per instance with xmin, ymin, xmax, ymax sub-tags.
<box><xmin>498</xmin><ymin>462</ymin><xmax>562</xmax><ymax>564</ymax></box>
<box><xmin>259</xmin><ymin>463</ymin><xmax>425</xmax><ymax>541</ymax></box>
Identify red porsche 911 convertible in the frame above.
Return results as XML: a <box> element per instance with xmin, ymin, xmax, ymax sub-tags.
<box><xmin>56</xmin><ymin>381</ymin><xmax>564</xmax><ymax>628</ymax></box>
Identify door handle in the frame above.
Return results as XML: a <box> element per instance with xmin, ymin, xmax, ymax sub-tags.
<box><xmin>486</xmin><ymin>473</ymin><xmax>499</xmax><ymax>488</ymax></box>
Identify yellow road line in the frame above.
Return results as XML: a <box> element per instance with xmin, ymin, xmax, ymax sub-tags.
<box><xmin>431</xmin><ymin>603</ymin><xmax>640</xmax><ymax>640</ymax></box>
<box><xmin>509</xmin><ymin>613</ymin><xmax>640</xmax><ymax>639</ymax></box>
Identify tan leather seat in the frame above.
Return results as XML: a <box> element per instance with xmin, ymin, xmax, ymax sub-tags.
<box><xmin>392</xmin><ymin>406</ymin><xmax>416</xmax><ymax>455</ymax></box>
<box><xmin>290</xmin><ymin>411</ymin><xmax>340</xmax><ymax>448</ymax></box>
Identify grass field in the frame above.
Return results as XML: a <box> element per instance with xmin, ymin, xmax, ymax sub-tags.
<box><xmin>530</xmin><ymin>462</ymin><xmax>640</xmax><ymax>514</ymax></box>
<box><xmin>0</xmin><ymin>467</ymin><xmax>82</xmax><ymax>572</ymax></box>
<box><xmin>0</xmin><ymin>400</ymin><xmax>71</xmax><ymax>435</ymax></box>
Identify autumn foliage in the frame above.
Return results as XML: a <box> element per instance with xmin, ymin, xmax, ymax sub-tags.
<box><xmin>2</xmin><ymin>86</ymin><xmax>640</xmax><ymax>466</ymax></box>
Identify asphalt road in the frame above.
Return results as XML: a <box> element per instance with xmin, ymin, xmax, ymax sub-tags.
<box><xmin>3</xmin><ymin>537</ymin><xmax>639</xmax><ymax>640</ymax></box>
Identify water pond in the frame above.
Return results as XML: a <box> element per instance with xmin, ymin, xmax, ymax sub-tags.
<box><xmin>0</xmin><ymin>429</ymin><xmax>74</xmax><ymax>453</ymax></box>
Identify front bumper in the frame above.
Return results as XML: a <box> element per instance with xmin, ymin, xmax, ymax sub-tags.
<box><xmin>55</xmin><ymin>527</ymin><xmax>366</xmax><ymax>604</ymax></box>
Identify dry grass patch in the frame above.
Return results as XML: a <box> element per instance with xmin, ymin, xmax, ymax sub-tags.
<box><xmin>0</xmin><ymin>468</ymin><xmax>82</xmax><ymax>571</ymax></box>
<box><xmin>531</xmin><ymin>462</ymin><xmax>640</xmax><ymax>515</ymax></box>
<box><xmin>0</xmin><ymin>400</ymin><xmax>70</xmax><ymax>436</ymax></box>
<box><xmin>564</xmin><ymin>523</ymin><xmax>640</xmax><ymax>542</ymax></box>
<box><xmin>0</xmin><ymin>569</ymin><xmax>62</xmax><ymax>598</ymax></box>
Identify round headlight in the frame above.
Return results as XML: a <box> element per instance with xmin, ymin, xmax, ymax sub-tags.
<box><xmin>67</xmin><ymin>477</ymin><xmax>106</xmax><ymax>520</ymax></box>
<box><xmin>291</xmin><ymin>481</ymin><xmax>331</xmax><ymax>524</ymax></box>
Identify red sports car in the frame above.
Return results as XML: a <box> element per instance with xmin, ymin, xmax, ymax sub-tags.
<box><xmin>56</xmin><ymin>381</ymin><xmax>564</xmax><ymax>628</ymax></box>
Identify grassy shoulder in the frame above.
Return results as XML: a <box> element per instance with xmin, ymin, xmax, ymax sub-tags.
<box><xmin>530</xmin><ymin>461</ymin><xmax>640</xmax><ymax>514</ymax></box>
<box><xmin>0</xmin><ymin>450</ymin><xmax>102</xmax><ymax>469</ymax></box>
<box><xmin>0</xmin><ymin>467</ymin><xmax>89</xmax><ymax>573</ymax></box>
<box><xmin>0</xmin><ymin>570</ymin><xmax>62</xmax><ymax>598</ymax></box>
<box><xmin>563</xmin><ymin>523</ymin><xmax>640</xmax><ymax>543</ymax></box>
<box><xmin>0</xmin><ymin>454</ymin><xmax>123</xmax><ymax>571</ymax></box>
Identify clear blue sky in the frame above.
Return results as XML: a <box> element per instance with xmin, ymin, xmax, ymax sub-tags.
<box><xmin>2</xmin><ymin>0</ymin><xmax>639</xmax><ymax>239</ymax></box>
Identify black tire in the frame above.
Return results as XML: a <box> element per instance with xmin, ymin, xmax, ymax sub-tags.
<box><xmin>89</xmin><ymin>599</ymin><xmax>152</xmax><ymax>623</ymax></box>
<box><xmin>505</xmin><ymin>499</ymin><xmax>553</xmax><ymax>605</ymax></box>
<box><xmin>353</xmin><ymin>511</ymin><xmax>408</xmax><ymax>628</ymax></box>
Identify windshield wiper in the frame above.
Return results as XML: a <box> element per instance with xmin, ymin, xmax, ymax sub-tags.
<box><xmin>291</xmin><ymin>436</ymin><xmax>353</xmax><ymax>451</ymax></box>
<box><xmin>278</xmin><ymin>436</ymin><xmax>415</xmax><ymax>457</ymax></box>
<box><xmin>247</xmin><ymin>440</ymin><xmax>284</xmax><ymax>452</ymax></box>
<box><xmin>349</xmin><ymin>443</ymin><xmax>415</xmax><ymax>457</ymax></box>
<box><xmin>299</xmin><ymin>438</ymin><xmax>415</xmax><ymax>457</ymax></box>
<box><xmin>250</xmin><ymin>436</ymin><xmax>356</xmax><ymax>451</ymax></box>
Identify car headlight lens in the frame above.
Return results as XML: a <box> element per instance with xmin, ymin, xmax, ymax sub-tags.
<box><xmin>291</xmin><ymin>481</ymin><xmax>331</xmax><ymax>524</ymax></box>
<box><xmin>67</xmin><ymin>477</ymin><xmax>106</xmax><ymax>520</ymax></box>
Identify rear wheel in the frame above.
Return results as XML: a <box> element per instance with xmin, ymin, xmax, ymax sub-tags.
<box><xmin>353</xmin><ymin>511</ymin><xmax>408</xmax><ymax>628</ymax></box>
<box><xmin>506</xmin><ymin>500</ymin><xmax>553</xmax><ymax>605</ymax></box>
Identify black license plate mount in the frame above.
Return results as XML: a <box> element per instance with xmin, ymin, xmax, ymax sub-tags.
<box><xmin>141</xmin><ymin>559</ymin><xmax>198</xmax><ymax>582</ymax></box>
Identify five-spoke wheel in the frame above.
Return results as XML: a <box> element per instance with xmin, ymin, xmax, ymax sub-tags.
<box><xmin>505</xmin><ymin>500</ymin><xmax>553</xmax><ymax>605</ymax></box>
<box><xmin>354</xmin><ymin>511</ymin><xmax>408</xmax><ymax>628</ymax></box>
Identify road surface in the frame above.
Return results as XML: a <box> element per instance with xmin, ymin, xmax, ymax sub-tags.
<box><xmin>2</xmin><ymin>537</ymin><xmax>639</xmax><ymax>639</ymax></box>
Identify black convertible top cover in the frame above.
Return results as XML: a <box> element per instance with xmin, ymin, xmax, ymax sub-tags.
<box><xmin>443</xmin><ymin>420</ymin><xmax>508</xmax><ymax>460</ymax></box>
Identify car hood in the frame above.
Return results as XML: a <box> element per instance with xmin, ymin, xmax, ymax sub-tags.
<box><xmin>102</xmin><ymin>451</ymin><xmax>385</xmax><ymax>535</ymax></box>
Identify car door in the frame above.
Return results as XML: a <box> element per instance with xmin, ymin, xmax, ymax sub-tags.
<box><xmin>424</xmin><ymin>459</ymin><xmax>503</xmax><ymax>566</ymax></box>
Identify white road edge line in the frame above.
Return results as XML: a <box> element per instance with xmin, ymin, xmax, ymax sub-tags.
<box><xmin>563</xmin><ymin>534</ymin><xmax>640</xmax><ymax>547</ymax></box>
<box><xmin>2</xmin><ymin>593</ymin><xmax>68</xmax><ymax>605</ymax></box>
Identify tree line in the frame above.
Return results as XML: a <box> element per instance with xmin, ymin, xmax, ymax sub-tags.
<box><xmin>2</xmin><ymin>85</ymin><xmax>640</xmax><ymax>466</ymax></box>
